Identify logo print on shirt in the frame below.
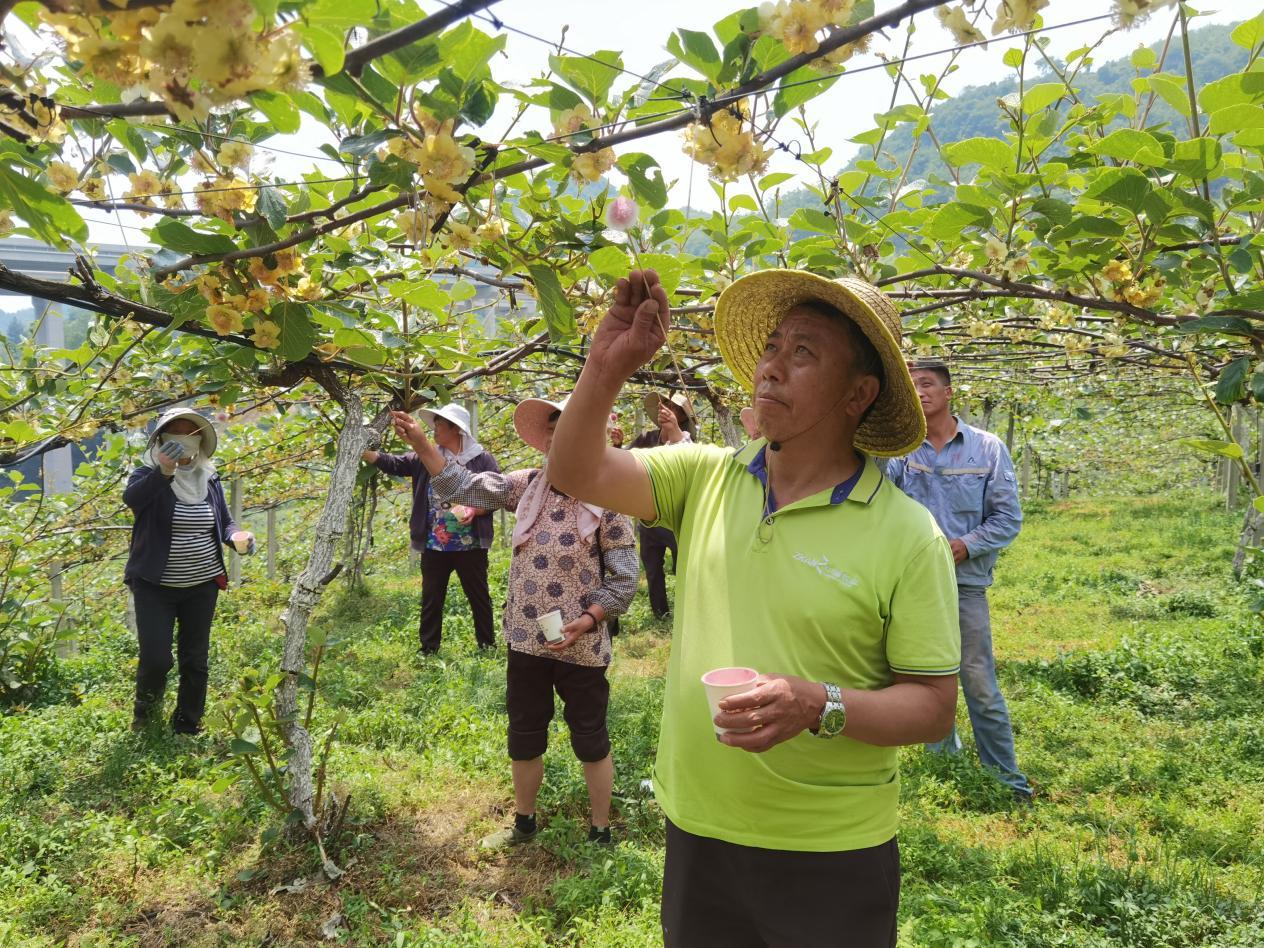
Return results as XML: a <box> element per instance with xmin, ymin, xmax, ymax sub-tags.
<box><xmin>793</xmin><ymin>552</ymin><xmax>858</xmax><ymax>588</ymax></box>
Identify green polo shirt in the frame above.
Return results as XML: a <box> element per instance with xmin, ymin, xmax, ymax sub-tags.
<box><xmin>633</xmin><ymin>440</ymin><xmax>960</xmax><ymax>852</ymax></box>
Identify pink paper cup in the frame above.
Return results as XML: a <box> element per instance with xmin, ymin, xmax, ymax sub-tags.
<box><xmin>701</xmin><ymin>667</ymin><xmax>759</xmax><ymax>736</ymax></box>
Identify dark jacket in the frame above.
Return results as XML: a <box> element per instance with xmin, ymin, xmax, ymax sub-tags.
<box><xmin>123</xmin><ymin>465</ymin><xmax>239</xmax><ymax>586</ymax></box>
<box><xmin>373</xmin><ymin>449</ymin><xmax>500</xmax><ymax>551</ymax></box>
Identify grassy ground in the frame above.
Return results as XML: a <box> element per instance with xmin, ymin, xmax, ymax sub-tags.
<box><xmin>1</xmin><ymin>490</ymin><xmax>1262</xmax><ymax>946</ymax></box>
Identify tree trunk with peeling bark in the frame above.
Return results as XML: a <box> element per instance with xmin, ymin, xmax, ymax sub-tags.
<box><xmin>272</xmin><ymin>384</ymin><xmax>390</xmax><ymax>845</ymax></box>
<box><xmin>703</xmin><ymin>388</ymin><xmax>744</xmax><ymax>450</ymax></box>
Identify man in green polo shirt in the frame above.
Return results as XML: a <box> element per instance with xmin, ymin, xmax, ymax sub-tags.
<box><xmin>549</xmin><ymin>267</ymin><xmax>960</xmax><ymax>947</ymax></box>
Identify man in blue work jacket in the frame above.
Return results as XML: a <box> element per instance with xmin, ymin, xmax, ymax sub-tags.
<box><xmin>886</xmin><ymin>361</ymin><xmax>1032</xmax><ymax>802</ymax></box>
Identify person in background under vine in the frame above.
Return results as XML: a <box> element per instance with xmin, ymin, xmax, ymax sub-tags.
<box><xmin>361</xmin><ymin>404</ymin><xmax>499</xmax><ymax>656</ymax></box>
<box><xmin>548</xmin><ymin>268</ymin><xmax>960</xmax><ymax>947</ymax></box>
<box><xmin>885</xmin><ymin>361</ymin><xmax>1032</xmax><ymax>804</ymax></box>
<box><xmin>629</xmin><ymin>391</ymin><xmax>696</xmax><ymax>620</ymax></box>
<box><xmin>389</xmin><ymin>398</ymin><xmax>638</xmax><ymax>848</ymax></box>
<box><xmin>124</xmin><ymin>407</ymin><xmax>253</xmax><ymax>735</ymax></box>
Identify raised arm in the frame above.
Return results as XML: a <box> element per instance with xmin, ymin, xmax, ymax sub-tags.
<box><xmin>548</xmin><ymin>270</ymin><xmax>670</xmax><ymax>521</ymax></box>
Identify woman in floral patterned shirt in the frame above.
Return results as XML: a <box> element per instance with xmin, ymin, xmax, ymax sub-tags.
<box><xmin>387</xmin><ymin>397</ymin><xmax>638</xmax><ymax>849</ymax></box>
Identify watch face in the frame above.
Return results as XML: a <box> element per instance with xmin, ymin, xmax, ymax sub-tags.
<box><xmin>821</xmin><ymin>707</ymin><xmax>846</xmax><ymax>735</ymax></box>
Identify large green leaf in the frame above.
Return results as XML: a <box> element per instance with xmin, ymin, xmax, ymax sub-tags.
<box><xmin>548</xmin><ymin>50</ymin><xmax>623</xmax><ymax>106</ymax></box>
<box><xmin>1214</xmin><ymin>356</ymin><xmax>1251</xmax><ymax>405</ymax></box>
<box><xmin>1083</xmin><ymin>167</ymin><xmax>1151</xmax><ymax>209</ymax></box>
<box><xmin>270</xmin><ymin>302</ymin><xmax>317</xmax><ymax>362</ymax></box>
<box><xmin>1231</xmin><ymin>11</ymin><xmax>1264</xmax><ymax>50</ymax></box>
<box><xmin>774</xmin><ymin>64</ymin><xmax>843</xmax><ymax>118</ymax></box>
<box><xmin>588</xmin><ymin>245</ymin><xmax>630</xmax><ymax>282</ymax></box>
<box><xmin>942</xmin><ymin>137</ymin><xmax>1014</xmax><ymax>172</ymax></box>
<box><xmin>1168</xmin><ymin>138</ymin><xmax>1222</xmax><ymax>179</ymax></box>
<box><xmin>925</xmin><ymin>202</ymin><xmax>993</xmax><ymax>240</ymax></box>
<box><xmin>666</xmin><ymin>29</ymin><xmax>722</xmax><ymax>83</ymax></box>
<box><xmin>1208</xmin><ymin>104</ymin><xmax>1264</xmax><ymax>136</ymax></box>
<box><xmin>0</xmin><ymin>162</ymin><xmax>88</xmax><ymax>246</ymax></box>
<box><xmin>151</xmin><ymin>219</ymin><xmax>237</xmax><ymax>255</ymax></box>
<box><xmin>617</xmin><ymin>153</ymin><xmax>668</xmax><ymax>209</ymax></box>
<box><xmin>1021</xmin><ymin>82</ymin><xmax>1066</xmax><ymax>115</ymax></box>
<box><xmin>1179</xmin><ymin>438</ymin><xmax>1244</xmax><ymax>460</ymax></box>
<box><xmin>1198</xmin><ymin>72</ymin><xmax>1264</xmax><ymax>114</ymax></box>
<box><xmin>1090</xmin><ymin>129</ymin><xmax>1162</xmax><ymax>164</ymax></box>
<box><xmin>440</xmin><ymin>20</ymin><xmax>507</xmax><ymax>83</ymax></box>
<box><xmin>527</xmin><ymin>265</ymin><xmax>576</xmax><ymax>340</ymax></box>
<box><xmin>251</xmin><ymin>91</ymin><xmax>301</xmax><ymax>134</ymax></box>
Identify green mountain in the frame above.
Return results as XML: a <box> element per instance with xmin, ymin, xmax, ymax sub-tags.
<box><xmin>801</xmin><ymin>19</ymin><xmax>1248</xmax><ymax>203</ymax></box>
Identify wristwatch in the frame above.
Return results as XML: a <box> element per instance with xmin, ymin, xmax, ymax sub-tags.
<box><xmin>813</xmin><ymin>682</ymin><xmax>846</xmax><ymax>738</ymax></box>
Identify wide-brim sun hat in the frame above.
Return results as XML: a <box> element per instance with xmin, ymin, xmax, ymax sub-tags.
<box><xmin>147</xmin><ymin>406</ymin><xmax>219</xmax><ymax>458</ymax></box>
<box><xmin>417</xmin><ymin>403</ymin><xmax>473</xmax><ymax>437</ymax></box>
<box><xmin>713</xmin><ymin>270</ymin><xmax>925</xmax><ymax>457</ymax></box>
<box><xmin>642</xmin><ymin>390</ymin><xmax>696</xmax><ymax>421</ymax></box>
<box><xmin>514</xmin><ymin>397</ymin><xmax>566</xmax><ymax>453</ymax></box>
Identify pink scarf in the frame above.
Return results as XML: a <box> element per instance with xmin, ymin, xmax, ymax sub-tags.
<box><xmin>511</xmin><ymin>463</ymin><xmax>603</xmax><ymax>550</ymax></box>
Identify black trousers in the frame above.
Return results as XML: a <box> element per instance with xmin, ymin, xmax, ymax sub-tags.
<box><xmin>419</xmin><ymin>548</ymin><xmax>495</xmax><ymax>652</ymax></box>
<box><xmin>638</xmin><ymin>525</ymin><xmax>677</xmax><ymax>618</ymax></box>
<box><xmin>661</xmin><ymin>819</ymin><xmax>900</xmax><ymax>948</ymax></box>
<box><xmin>132</xmin><ymin>578</ymin><xmax>219</xmax><ymax>732</ymax></box>
<box><xmin>505</xmin><ymin>648</ymin><xmax>611</xmax><ymax>762</ymax></box>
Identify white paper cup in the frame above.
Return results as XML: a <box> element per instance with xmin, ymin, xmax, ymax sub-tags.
<box><xmin>701</xmin><ymin>667</ymin><xmax>759</xmax><ymax>735</ymax></box>
<box><xmin>538</xmin><ymin>609</ymin><xmax>565</xmax><ymax>644</ymax></box>
<box><xmin>230</xmin><ymin>531</ymin><xmax>251</xmax><ymax>555</ymax></box>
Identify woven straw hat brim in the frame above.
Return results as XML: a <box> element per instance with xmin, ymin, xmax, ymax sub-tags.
<box><xmin>417</xmin><ymin>405</ymin><xmax>472</xmax><ymax>437</ymax></box>
<box><xmin>514</xmin><ymin>398</ymin><xmax>564</xmax><ymax>453</ymax></box>
<box><xmin>713</xmin><ymin>270</ymin><xmax>926</xmax><ymax>457</ymax></box>
<box><xmin>149</xmin><ymin>407</ymin><xmax>218</xmax><ymax>458</ymax></box>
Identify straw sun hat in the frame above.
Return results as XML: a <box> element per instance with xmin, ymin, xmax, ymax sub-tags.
<box><xmin>514</xmin><ymin>397</ymin><xmax>566</xmax><ymax>453</ymax></box>
<box><xmin>713</xmin><ymin>270</ymin><xmax>925</xmax><ymax>457</ymax></box>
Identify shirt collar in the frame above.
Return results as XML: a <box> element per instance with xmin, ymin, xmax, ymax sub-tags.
<box><xmin>921</xmin><ymin>416</ymin><xmax>969</xmax><ymax>450</ymax></box>
<box><xmin>737</xmin><ymin>440</ymin><xmax>882</xmax><ymax>508</ymax></box>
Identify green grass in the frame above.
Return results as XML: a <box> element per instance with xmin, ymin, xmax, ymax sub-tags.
<box><xmin>1</xmin><ymin>490</ymin><xmax>1262</xmax><ymax>945</ymax></box>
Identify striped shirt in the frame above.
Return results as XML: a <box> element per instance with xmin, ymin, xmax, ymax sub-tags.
<box><xmin>160</xmin><ymin>501</ymin><xmax>223</xmax><ymax>587</ymax></box>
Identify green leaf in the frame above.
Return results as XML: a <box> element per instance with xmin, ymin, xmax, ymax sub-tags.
<box><xmin>638</xmin><ymin>253</ymin><xmax>683</xmax><ymax>295</ymax></box>
<box><xmin>270</xmin><ymin>302</ymin><xmax>316</xmax><ymax>362</ymax></box>
<box><xmin>339</xmin><ymin>129</ymin><xmax>397</xmax><ymax>158</ymax></box>
<box><xmin>548</xmin><ymin>50</ymin><xmax>623</xmax><ymax>106</ymax></box>
<box><xmin>666</xmin><ymin>29</ymin><xmax>722</xmax><ymax>83</ymax></box>
<box><xmin>1174</xmin><ymin>316</ymin><xmax>1256</xmax><ymax>336</ymax></box>
<box><xmin>527</xmin><ymin>265</ymin><xmax>576</xmax><ymax>340</ymax></box>
<box><xmin>0</xmin><ymin>163</ymin><xmax>88</xmax><ymax>246</ymax></box>
<box><xmin>617</xmin><ymin>152</ymin><xmax>668</xmax><ymax>209</ymax></box>
<box><xmin>1002</xmin><ymin>48</ymin><xmax>1024</xmax><ymax>68</ymax></box>
<box><xmin>1089</xmin><ymin>128</ymin><xmax>1162</xmax><ymax>162</ymax></box>
<box><xmin>1178</xmin><ymin>438</ymin><xmax>1244</xmax><ymax>460</ymax></box>
<box><xmin>758</xmin><ymin>172</ymin><xmax>794</xmax><ymax>191</ymax></box>
<box><xmin>441</xmin><ymin>20</ymin><xmax>507</xmax><ymax>83</ymax></box>
<box><xmin>1047</xmin><ymin>216</ymin><xmax>1125</xmax><ymax>242</ymax></box>
<box><xmin>1021</xmin><ymin>82</ymin><xmax>1066</xmax><ymax>114</ymax></box>
<box><xmin>1168</xmin><ymin>138</ymin><xmax>1222</xmax><ymax>179</ymax></box>
<box><xmin>942</xmin><ymin>137</ymin><xmax>1014</xmax><ymax>172</ymax></box>
<box><xmin>1147</xmin><ymin>73</ymin><xmax>1192</xmax><ymax>117</ymax></box>
<box><xmin>256</xmin><ymin>187</ymin><xmax>287</xmax><ymax>230</ymax></box>
<box><xmin>251</xmin><ymin>91</ymin><xmax>301</xmax><ymax>134</ymax></box>
<box><xmin>1214</xmin><ymin>356</ymin><xmax>1251</xmax><ymax>405</ymax></box>
<box><xmin>588</xmin><ymin>245</ymin><xmax>630</xmax><ymax>281</ymax></box>
<box><xmin>1198</xmin><ymin>72</ymin><xmax>1264</xmax><ymax>114</ymax></box>
<box><xmin>773</xmin><ymin>64</ymin><xmax>841</xmax><ymax>117</ymax></box>
<box><xmin>925</xmin><ymin>202</ymin><xmax>993</xmax><ymax>240</ymax></box>
<box><xmin>389</xmin><ymin>279</ymin><xmax>450</xmax><ymax>313</ymax></box>
<box><xmin>1030</xmin><ymin>198</ymin><xmax>1073</xmax><ymax>226</ymax></box>
<box><xmin>787</xmin><ymin>207</ymin><xmax>835</xmax><ymax>234</ymax></box>
<box><xmin>1251</xmin><ymin>369</ymin><xmax>1264</xmax><ymax>402</ymax></box>
<box><xmin>229</xmin><ymin>738</ymin><xmax>260</xmax><ymax>756</ymax></box>
<box><xmin>1084</xmin><ymin>167</ymin><xmax>1151</xmax><ymax>208</ymax></box>
<box><xmin>1208</xmin><ymin>104</ymin><xmax>1264</xmax><ymax>136</ymax></box>
<box><xmin>151</xmin><ymin>219</ymin><xmax>237</xmax><ymax>255</ymax></box>
<box><xmin>1231</xmin><ymin>11</ymin><xmax>1264</xmax><ymax>50</ymax></box>
<box><xmin>299</xmin><ymin>22</ymin><xmax>348</xmax><ymax>75</ymax></box>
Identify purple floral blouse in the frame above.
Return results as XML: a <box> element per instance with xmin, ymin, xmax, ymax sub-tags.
<box><xmin>430</xmin><ymin>465</ymin><xmax>638</xmax><ymax>667</ymax></box>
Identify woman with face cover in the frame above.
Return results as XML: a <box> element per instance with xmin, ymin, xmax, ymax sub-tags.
<box><xmin>123</xmin><ymin>408</ymin><xmax>252</xmax><ymax>734</ymax></box>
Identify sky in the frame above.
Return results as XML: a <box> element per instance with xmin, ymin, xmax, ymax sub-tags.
<box><xmin>1</xmin><ymin>0</ymin><xmax>1250</xmax><ymax>312</ymax></box>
